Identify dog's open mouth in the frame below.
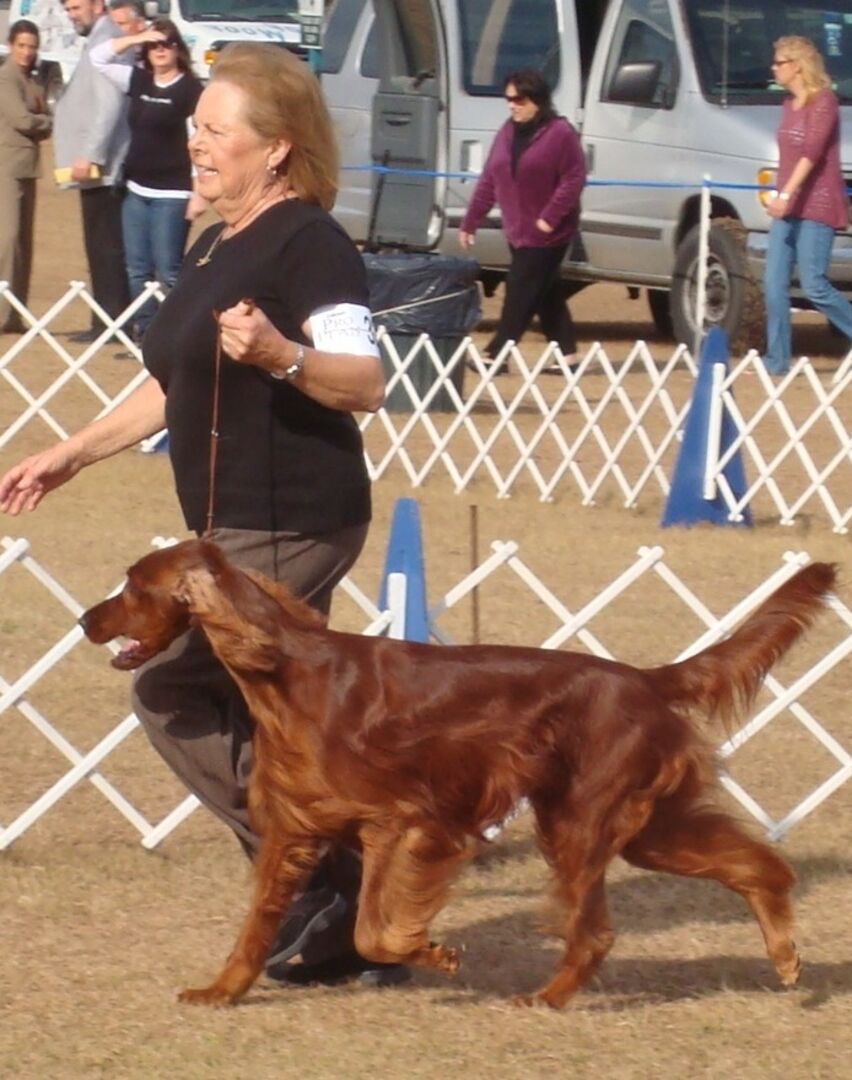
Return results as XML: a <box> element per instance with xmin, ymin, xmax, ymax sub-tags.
<box><xmin>111</xmin><ymin>639</ymin><xmax>151</xmax><ymax>670</ymax></box>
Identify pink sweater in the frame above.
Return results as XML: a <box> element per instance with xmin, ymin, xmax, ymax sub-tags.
<box><xmin>777</xmin><ymin>88</ymin><xmax>849</xmax><ymax>229</ymax></box>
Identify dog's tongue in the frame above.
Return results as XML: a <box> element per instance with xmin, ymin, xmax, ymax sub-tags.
<box><xmin>111</xmin><ymin>640</ymin><xmax>143</xmax><ymax>670</ymax></box>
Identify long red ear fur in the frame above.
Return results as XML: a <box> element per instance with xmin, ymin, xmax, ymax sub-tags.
<box><xmin>650</xmin><ymin>562</ymin><xmax>837</xmax><ymax>728</ymax></box>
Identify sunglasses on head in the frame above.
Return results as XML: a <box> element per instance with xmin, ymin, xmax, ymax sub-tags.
<box><xmin>505</xmin><ymin>93</ymin><xmax>528</xmax><ymax>104</ymax></box>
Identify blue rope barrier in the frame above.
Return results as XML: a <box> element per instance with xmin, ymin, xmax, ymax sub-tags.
<box><xmin>343</xmin><ymin>162</ymin><xmax>852</xmax><ymax>196</ymax></box>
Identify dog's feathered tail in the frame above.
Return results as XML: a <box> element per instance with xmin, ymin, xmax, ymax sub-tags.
<box><xmin>649</xmin><ymin>562</ymin><xmax>837</xmax><ymax>729</ymax></box>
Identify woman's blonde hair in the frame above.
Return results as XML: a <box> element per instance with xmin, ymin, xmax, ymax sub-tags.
<box><xmin>774</xmin><ymin>36</ymin><xmax>832</xmax><ymax>96</ymax></box>
<box><xmin>210</xmin><ymin>44</ymin><xmax>338</xmax><ymax>211</ymax></box>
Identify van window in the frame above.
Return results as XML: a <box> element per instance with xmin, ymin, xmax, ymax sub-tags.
<box><xmin>321</xmin><ymin>0</ymin><xmax>367</xmax><ymax>75</ymax></box>
<box><xmin>602</xmin><ymin>0</ymin><xmax>679</xmax><ymax>108</ymax></box>
<box><xmin>361</xmin><ymin>16</ymin><xmax>379</xmax><ymax>79</ymax></box>
<box><xmin>457</xmin><ymin>0</ymin><xmax>561</xmax><ymax>96</ymax></box>
<box><xmin>684</xmin><ymin>0</ymin><xmax>852</xmax><ymax>105</ymax></box>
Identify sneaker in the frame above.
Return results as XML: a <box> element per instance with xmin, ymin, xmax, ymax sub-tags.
<box><xmin>268</xmin><ymin>952</ymin><xmax>412</xmax><ymax>988</ymax></box>
<box><xmin>265</xmin><ymin>887</ymin><xmax>348</xmax><ymax>969</ymax></box>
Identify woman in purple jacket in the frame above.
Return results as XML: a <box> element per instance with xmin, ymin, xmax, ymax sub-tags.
<box><xmin>764</xmin><ymin>36</ymin><xmax>852</xmax><ymax>375</ymax></box>
<box><xmin>460</xmin><ymin>69</ymin><xmax>586</xmax><ymax>374</ymax></box>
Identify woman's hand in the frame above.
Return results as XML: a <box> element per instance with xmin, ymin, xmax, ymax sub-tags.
<box><xmin>0</xmin><ymin>442</ymin><xmax>84</xmax><ymax>515</ymax></box>
<box><xmin>458</xmin><ymin>230</ymin><xmax>475</xmax><ymax>250</ymax></box>
<box><xmin>767</xmin><ymin>194</ymin><xmax>791</xmax><ymax>219</ymax></box>
<box><xmin>535</xmin><ymin>218</ymin><xmax>554</xmax><ymax>234</ymax></box>
<box><xmin>218</xmin><ymin>301</ymin><xmax>288</xmax><ymax>374</ymax></box>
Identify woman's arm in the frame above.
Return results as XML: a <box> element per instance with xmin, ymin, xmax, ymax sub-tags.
<box><xmin>88</xmin><ymin>38</ymin><xmax>135</xmax><ymax>93</ymax></box>
<box><xmin>538</xmin><ymin>122</ymin><xmax>586</xmax><ymax>230</ymax></box>
<box><xmin>218</xmin><ymin>302</ymin><xmax>385</xmax><ymax>413</ymax></box>
<box><xmin>0</xmin><ymin>74</ymin><xmax>51</xmax><ymax>139</ymax></box>
<box><xmin>0</xmin><ymin>377</ymin><xmax>166</xmax><ymax>515</ymax></box>
<box><xmin>768</xmin><ymin>155</ymin><xmax>815</xmax><ymax>218</ymax></box>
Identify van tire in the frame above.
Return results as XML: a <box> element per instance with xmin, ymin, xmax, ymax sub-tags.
<box><xmin>670</xmin><ymin>217</ymin><xmax>764</xmax><ymax>354</ymax></box>
<box><xmin>647</xmin><ymin>288</ymin><xmax>673</xmax><ymax>338</ymax></box>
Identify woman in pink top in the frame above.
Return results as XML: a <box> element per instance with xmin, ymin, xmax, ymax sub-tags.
<box><xmin>764</xmin><ymin>36</ymin><xmax>852</xmax><ymax>374</ymax></box>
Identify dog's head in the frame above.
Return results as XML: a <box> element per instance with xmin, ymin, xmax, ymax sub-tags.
<box><xmin>79</xmin><ymin>539</ymin><xmax>227</xmax><ymax>670</ymax></box>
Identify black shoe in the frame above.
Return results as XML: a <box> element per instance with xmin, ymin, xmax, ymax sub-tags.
<box><xmin>268</xmin><ymin>952</ymin><xmax>412</xmax><ymax>988</ymax></box>
<box><xmin>467</xmin><ymin>356</ymin><xmax>509</xmax><ymax>375</ymax></box>
<box><xmin>67</xmin><ymin>328</ymin><xmax>101</xmax><ymax>344</ymax></box>
<box><xmin>264</xmin><ymin>887</ymin><xmax>348</xmax><ymax>969</ymax></box>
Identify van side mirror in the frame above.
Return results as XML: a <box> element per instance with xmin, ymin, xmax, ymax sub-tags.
<box><xmin>607</xmin><ymin>60</ymin><xmax>662</xmax><ymax>106</ymax></box>
<box><xmin>143</xmin><ymin>0</ymin><xmax>168</xmax><ymax>18</ymax></box>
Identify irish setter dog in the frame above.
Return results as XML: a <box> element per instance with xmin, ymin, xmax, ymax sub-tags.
<box><xmin>80</xmin><ymin>540</ymin><xmax>836</xmax><ymax>1008</ymax></box>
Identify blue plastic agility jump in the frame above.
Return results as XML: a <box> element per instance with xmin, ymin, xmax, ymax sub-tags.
<box><xmin>662</xmin><ymin>327</ymin><xmax>752</xmax><ymax>528</ymax></box>
<box><xmin>378</xmin><ymin>497</ymin><xmax>431</xmax><ymax>643</ymax></box>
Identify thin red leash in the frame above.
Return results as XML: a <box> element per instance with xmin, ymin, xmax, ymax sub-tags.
<box><xmin>204</xmin><ymin>298</ymin><xmax>255</xmax><ymax>537</ymax></box>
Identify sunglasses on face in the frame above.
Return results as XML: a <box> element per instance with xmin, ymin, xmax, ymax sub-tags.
<box><xmin>147</xmin><ymin>38</ymin><xmax>178</xmax><ymax>50</ymax></box>
<box><xmin>505</xmin><ymin>94</ymin><xmax>528</xmax><ymax>104</ymax></box>
<box><xmin>771</xmin><ymin>58</ymin><xmax>793</xmax><ymax>68</ymax></box>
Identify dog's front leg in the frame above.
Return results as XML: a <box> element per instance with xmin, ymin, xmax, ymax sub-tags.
<box><xmin>179</xmin><ymin>834</ymin><xmax>321</xmax><ymax>1007</ymax></box>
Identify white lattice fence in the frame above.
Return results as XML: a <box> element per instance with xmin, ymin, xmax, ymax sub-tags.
<box><xmin>1</xmin><ymin>534</ymin><xmax>849</xmax><ymax>852</ymax></box>
<box><xmin>1</xmin><ymin>283</ymin><xmax>850</xmax><ymax>529</ymax></box>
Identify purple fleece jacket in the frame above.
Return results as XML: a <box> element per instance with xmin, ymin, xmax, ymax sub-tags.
<box><xmin>461</xmin><ymin>116</ymin><xmax>586</xmax><ymax>248</ymax></box>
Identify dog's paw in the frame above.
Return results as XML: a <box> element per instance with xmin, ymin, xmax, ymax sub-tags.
<box><xmin>510</xmin><ymin>993</ymin><xmax>536</xmax><ymax>1008</ymax></box>
<box><xmin>177</xmin><ymin>985</ymin><xmax>236</xmax><ymax>1007</ymax></box>
<box><xmin>777</xmin><ymin>945</ymin><xmax>802</xmax><ymax>988</ymax></box>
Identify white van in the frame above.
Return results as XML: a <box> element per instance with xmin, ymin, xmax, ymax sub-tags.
<box><xmin>323</xmin><ymin>0</ymin><xmax>852</xmax><ymax>350</ymax></box>
<box><xmin>2</xmin><ymin>0</ymin><xmax>314</xmax><ymax>107</ymax></box>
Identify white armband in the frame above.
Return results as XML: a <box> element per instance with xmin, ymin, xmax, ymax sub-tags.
<box><xmin>308</xmin><ymin>303</ymin><xmax>379</xmax><ymax>357</ymax></box>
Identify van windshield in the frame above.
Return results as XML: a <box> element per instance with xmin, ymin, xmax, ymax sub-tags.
<box><xmin>685</xmin><ymin>0</ymin><xmax>852</xmax><ymax>104</ymax></box>
<box><xmin>180</xmin><ymin>0</ymin><xmax>299</xmax><ymax>21</ymax></box>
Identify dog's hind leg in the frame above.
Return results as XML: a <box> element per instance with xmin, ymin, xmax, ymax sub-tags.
<box><xmin>519</xmin><ymin>799</ymin><xmax>643</xmax><ymax>1009</ymax></box>
<box><xmin>179</xmin><ymin>833</ymin><xmax>322</xmax><ymax>1006</ymax></box>
<box><xmin>353</xmin><ymin>824</ymin><xmax>472</xmax><ymax>976</ymax></box>
<box><xmin>622</xmin><ymin>799</ymin><xmax>800</xmax><ymax>987</ymax></box>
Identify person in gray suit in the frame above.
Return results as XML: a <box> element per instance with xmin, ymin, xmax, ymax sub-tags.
<box><xmin>0</xmin><ymin>20</ymin><xmax>52</xmax><ymax>334</ymax></box>
<box><xmin>54</xmin><ymin>0</ymin><xmax>131</xmax><ymax>342</ymax></box>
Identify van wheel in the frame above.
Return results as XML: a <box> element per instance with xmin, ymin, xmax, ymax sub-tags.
<box><xmin>646</xmin><ymin>288</ymin><xmax>673</xmax><ymax>338</ymax></box>
<box><xmin>670</xmin><ymin>217</ymin><xmax>764</xmax><ymax>354</ymax></box>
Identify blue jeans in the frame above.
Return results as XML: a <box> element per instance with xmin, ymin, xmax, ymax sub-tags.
<box><xmin>764</xmin><ymin>216</ymin><xmax>852</xmax><ymax>373</ymax></box>
<box><xmin>121</xmin><ymin>190</ymin><xmax>190</xmax><ymax>336</ymax></box>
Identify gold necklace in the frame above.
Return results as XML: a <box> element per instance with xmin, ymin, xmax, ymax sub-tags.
<box><xmin>194</xmin><ymin>192</ymin><xmax>289</xmax><ymax>268</ymax></box>
<box><xmin>195</xmin><ymin>228</ymin><xmax>226</xmax><ymax>267</ymax></box>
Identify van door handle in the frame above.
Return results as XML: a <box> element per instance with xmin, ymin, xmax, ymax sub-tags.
<box><xmin>461</xmin><ymin>140</ymin><xmax>483</xmax><ymax>177</ymax></box>
<box><xmin>585</xmin><ymin>143</ymin><xmax>595</xmax><ymax>173</ymax></box>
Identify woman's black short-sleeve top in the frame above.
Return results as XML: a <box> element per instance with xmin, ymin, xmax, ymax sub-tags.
<box><xmin>143</xmin><ymin>200</ymin><xmax>372</xmax><ymax>535</ymax></box>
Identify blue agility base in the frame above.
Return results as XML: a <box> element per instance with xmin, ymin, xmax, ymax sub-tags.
<box><xmin>662</xmin><ymin>327</ymin><xmax>752</xmax><ymax>528</ymax></box>
<box><xmin>378</xmin><ymin>497</ymin><xmax>431</xmax><ymax>642</ymax></box>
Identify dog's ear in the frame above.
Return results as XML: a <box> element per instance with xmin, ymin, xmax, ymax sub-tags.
<box><xmin>178</xmin><ymin>554</ymin><xmax>284</xmax><ymax>674</ymax></box>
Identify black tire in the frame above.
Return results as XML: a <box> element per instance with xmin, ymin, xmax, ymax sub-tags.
<box><xmin>670</xmin><ymin>217</ymin><xmax>764</xmax><ymax>354</ymax></box>
<box><xmin>646</xmin><ymin>288</ymin><xmax>673</xmax><ymax>338</ymax></box>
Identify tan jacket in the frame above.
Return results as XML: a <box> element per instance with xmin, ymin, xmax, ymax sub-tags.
<box><xmin>0</xmin><ymin>61</ymin><xmax>51</xmax><ymax>180</ymax></box>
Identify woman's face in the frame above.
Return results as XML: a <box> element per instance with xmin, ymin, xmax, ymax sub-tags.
<box><xmin>771</xmin><ymin>51</ymin><xmax>800</xmax><ymax>89</ymax></box>
<box><xmin>504</xmin><ymin>82</ymin><xmax>540</xmax><ymax>123</ymax></box>
<box><xmin>189</xmin><ymin>81</ymin><xmax>289</xmax><ymax>216</ymax></box>
<box><xmin>10</xmin><ymin>31</ymin><xmax>38</xmax><ymax>72</ymax></box>
<box><xmin>145</xmin><ymin>36</ymin><xmax>180</xmax><ymax>76</ymax></box>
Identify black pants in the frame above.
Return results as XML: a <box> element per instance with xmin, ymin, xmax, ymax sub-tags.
<box><xmin>488</xmin><ymin>243</ymin><xmax>576</xmax><ymax>356</ymax></box>
<box><xmin>79</xmin><ymin>185</ymin><xmax>130</xmax><ymax>328</ymax></box>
